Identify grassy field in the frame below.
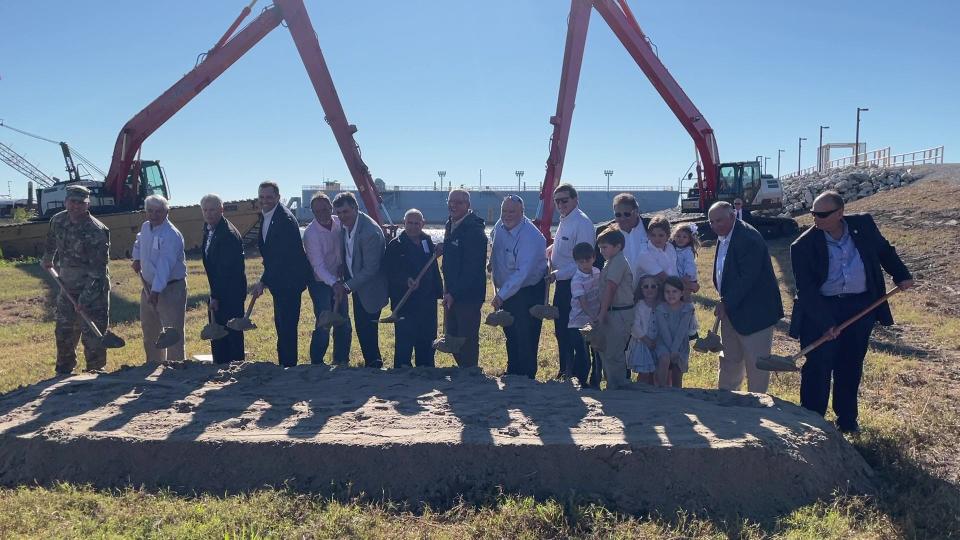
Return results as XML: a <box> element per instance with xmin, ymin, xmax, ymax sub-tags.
<box><xmin>1</xmin><ymin>183</ymin><xmax>959</xmax><ymax>537</ymax></box>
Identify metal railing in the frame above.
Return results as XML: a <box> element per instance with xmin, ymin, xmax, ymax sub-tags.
<box><xmin>303</xmin><ymin>184</ymin><xmax>677</xmax><ymax>193</ymax></box>
<box><xmin>781</xmin><ymin>145</ymin><xmax>945</xmax><ymax>181</ymax></box>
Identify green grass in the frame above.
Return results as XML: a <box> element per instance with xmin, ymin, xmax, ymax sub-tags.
<box><xmin>0</xmin><ymin>241</ymin><xmax>958</xmax><ymax>538</ymax></box>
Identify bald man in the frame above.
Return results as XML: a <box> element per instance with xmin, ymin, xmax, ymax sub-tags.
<box><xmin>490</xmin><ymin>195</ymin><xmax>548</xmax><ymax>378</ymax></box>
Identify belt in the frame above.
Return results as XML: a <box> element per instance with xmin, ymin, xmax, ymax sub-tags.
<box><xmin>609</xmin><ymin>304</ymin><xmax>635</xmax><ymax>311</ymax></box>
<box><xmin>824</xmin><ymin>291</ymin><xmax>868</xmax><ymax>299</ymax></box>
<box><xmin>167</xmin><ymin>278</ymin><xmax>184</xmax><ymax>285</ymax></box>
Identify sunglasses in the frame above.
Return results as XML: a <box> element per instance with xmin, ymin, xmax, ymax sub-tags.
<box><xmin>811</xmin><ymin>207</ymin><xmax>840</xmax><ymax>219</ymax></box>
<box><xmin>615</xmin><ymin>211</ymin><xmax>634</xmax><ymax>218</ymax></box>
<box><xmin>554</xmin><ymin>197</ymin><xmax>570</xmax><ymax>205</ymax></box>
<box><xmin>640</xmin><ymin>284</ymin><xmax>659</xmax><ymax>289</ymax></box>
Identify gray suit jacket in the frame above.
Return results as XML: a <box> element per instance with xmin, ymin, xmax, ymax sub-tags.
<box><xmin>341</xmin><ymin>211</ymin><xmax>388</xmax><ymax>313</ymax></box>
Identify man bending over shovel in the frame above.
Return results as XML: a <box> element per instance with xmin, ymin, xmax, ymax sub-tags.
<box><xmin>789</xmin><ymin>191</ymin><xmax>913</xmax><ymax>434</ymax></box>
<box><xmin>41</xmin><ymin>185</ymin><xmax>113</xmax><ymax>375</ymax></box>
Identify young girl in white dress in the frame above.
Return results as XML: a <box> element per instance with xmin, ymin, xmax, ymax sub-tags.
<box><xmin>626</xmin><ymin>274</ymin><xmax>660</xmax><ymax>384</ymax></box>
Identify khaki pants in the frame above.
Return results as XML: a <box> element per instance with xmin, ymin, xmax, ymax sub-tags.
<box><xmin>140</xmin><ymin>279</ymin><xmax>187</xmax><ymax>363</ymax></box>
<box><xmin>717</xmin><ymin>311</ymin><xmax>773</xmax><ymax>393</ymax></box>
<box><xmin>599</xmin><ymin>309</ymin><xmax>634</xmax><ymax>390</ymax></box>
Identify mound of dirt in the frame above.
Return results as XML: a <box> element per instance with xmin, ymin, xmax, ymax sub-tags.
<box><xmin>0</xmin><ymin>362</ymin><xmax>874</xmax><ymax>520</ymax></box>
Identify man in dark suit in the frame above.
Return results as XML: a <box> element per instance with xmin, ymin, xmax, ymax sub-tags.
<box><xmin>440</xmin><ymin>189</ymin><xmax>487</xmax><ymax>368</ymax></box>
<box><xmin>200</xmin><ymin>194</ymin><xmax>247</xmax><ymax>364</ymax></box>
<box><xmin>709</xmin><ymin>201</ymin><xmax>783</xmax><ymax>393</ymax></box>
<box><xmin>252</xmin><ymin>181</ymin><xmax>312</xmax><ymax>367</ymax></box>
<box><xmin>332</xmin><ymin>192</ymin><xmax>388</xmax><ymax>368</ymax></box>
<box><xmin>384</xmin><ymin>209</ymin><xmax>443</xmax><ymax>368</ymax></box>
<box><xmin>790</xmin><ymin>191</ymin><xmax>912</xmax><ymax>433</ymax></box>
<box><xmin>733</xmin><ymin>198</ymin><xmax>752</xmax><ymax>223</ymax></box>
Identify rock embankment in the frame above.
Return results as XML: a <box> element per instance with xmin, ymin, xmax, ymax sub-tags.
<box><xmin>781</xmin><ymin>166</ymin><xmax>918</xmax><ymax>215</ymax></box>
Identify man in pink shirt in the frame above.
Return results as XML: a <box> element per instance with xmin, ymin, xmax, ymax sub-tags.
<box><xmin>303</xmin><ymin>192</ymin><xmax>351</xmax><ymax>364</ymax></box>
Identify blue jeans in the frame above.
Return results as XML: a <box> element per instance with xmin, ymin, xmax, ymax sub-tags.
<box><xmin>308</xmin><ymin>281</ymin><xmax>351</xmax><ymax>365</ymax></box>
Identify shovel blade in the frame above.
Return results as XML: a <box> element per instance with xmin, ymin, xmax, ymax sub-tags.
<box><xmin>100</xmin><ymin>331</ymin><xmax>126</xmax><ymax>349</ymax></box>
<box><xmin>433</xmin><ymin>335</ymin><xmax>465</xmax><ymax>354</ymax></box>
<box><xmin>200</xmin><ymin>324</ymin><xmax>229</xmax><ymax>341</ymax></box>
<box><xmin>226</xmin><ymin>318</ymin><xmax>256</xmax><ymax>332</ymax></box>
<box><xmin>693</xmin><ymin>331</ymin><xmax>722</xmax><ymax>353</ymax></box>
<box><xmin>154</xmin><ymin>327</ymin><xmax>184</xmax><ymax>350</ymax></box>
<box><xmin>756</xmin><ymin>354</ymin><xmax>799</xmax><ymax>372</ymax></box>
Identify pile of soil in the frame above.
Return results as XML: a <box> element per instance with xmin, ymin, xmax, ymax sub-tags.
<box><xmin>0</xmin><ymin>362</ymin><xmax>874</xmax><ymax>520</ymax></box>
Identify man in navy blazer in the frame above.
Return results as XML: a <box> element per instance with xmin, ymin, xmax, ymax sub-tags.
<box><xmin>252</xmin><ymin>181</ymin><xmax>312</xmax><ymax>367</ymax></box>
<box><xmin>710</xmin><ymin>201</ymin><xmax>784</xmax><ymax>393</ymax></box>
<box><xmin>200</xmin><ymin>194</ymin><xmax>247</xmax><ymax>364</ymax></box>
<box><xmin>790</xmin><ymin>191</ymin><xmax>912</xmax><ymax>433</ymax></box>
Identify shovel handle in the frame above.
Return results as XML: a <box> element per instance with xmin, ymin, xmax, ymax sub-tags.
<box><xmin>244</xmin><ymin>293</ymin><xmax>259</xmax><ymax>318</ymax></box>
<box><xmin>796</xmin><ymin>287</ymin><xmax>903</xmax><ymax>358</ymax></box>
<box><xmin>46</xmin><ymin>267</ymin><xmax>105</xmax><ymax>339</ymax></box>
<box><xmin>710</xmin><ymin>316</ymin><xmax>720</xmax><ymax>334</ymax></box>
<box><xmin>390</xmin><ymin>251</ymin><xmax>439</xmax><ymax>315</ymax></box>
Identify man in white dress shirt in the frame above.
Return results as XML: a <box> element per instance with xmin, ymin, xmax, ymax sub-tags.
<box><xmin>547</xmin><ymin>183</ymin><xmax>595</xmax><ymax>379</ymax></box>
<box><xmin>132</xmin><ymin>195</ymin><xmax>187</xmax><ymax>363</ymax></box>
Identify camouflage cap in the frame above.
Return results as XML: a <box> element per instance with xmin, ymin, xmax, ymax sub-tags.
<box><xmin>65</xmin><ymin>185</ymin><xmax>91</xmax><ymax>202</ymax></box>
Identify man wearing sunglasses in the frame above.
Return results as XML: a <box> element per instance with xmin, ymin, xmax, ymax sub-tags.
<box><xmin>789</xmin><ymin>191</ymin><xmax>913</xmax><ymax>433</ymax></box>
<box><xmin>595</xmin><ymin>194</ymin><xmax>658</xmax><ymax>284</ymax></box>
<box><xmin>547</xmin><ymin>183</ymin><xmax>596</xmax><ymax>380</ymax></box>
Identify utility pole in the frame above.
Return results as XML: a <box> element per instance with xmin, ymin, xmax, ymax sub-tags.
<box><xmin>798</xmin><ymin>137</ymin><xmax>807</xmax><ymax>176</ymax></box>
<box><xmin>515</xmin><ymin>170</ymin><xmax>524</xmax><ymax>192</ymax></box>
<box><xmin>604</xmin><ymin>169</ymin><xmax>614</xmax><ymax>191</ymax></box>
<box><xmin>777</xmin><ymin>149</ymin><xmax>785</xmax><ymax>178</ymax></box>
<box><xmin>818</xmin><ymin>125</ymin><xmax>830</xmax><ymax>172</ymax></box>
<box><xmin>764</xmin><ymin>157</ymin><xmax>770</xmax><ymax>174</ymax></box>
<box><xmin>855</xmin><ymin>107</ymin><xmax>869</xmax><ymax>165</ymax></box>
<box><xmin>437</xmin><ymin>170</ymin><xmax>446</xmax><ymax>191</ymax></box>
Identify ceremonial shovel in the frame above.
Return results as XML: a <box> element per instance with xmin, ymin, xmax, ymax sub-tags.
<box><xmin>757</xmin><ymin>287</ymin><xmax>904</xmax><ymax>372</ymax></box>
<box><xmin>485</xmin><ymin>288</ymin><xmax>514</xmax><ymax>327</ymax></box>
<box><xmin>380</xmin><ymin>251</ymin><xmax>439</xmax><ymax>323</ymax></box>
<box><xmin>138</xmin><ymin>273</ymin><xmax>183</xmax><ymax>349</ymax></box>
<box><xmin>227</xmin><ymin>294</ymin><xmax>259</xmax><ymax>332</ymax></box>
<box><xmin>432</xmin><ymin>297</ymin><xmax>465</xmax><ymax>354</ymax></box>
<box><xmin>199</xmin><ymin>301</ymin><xmax>229</xmax><ymax>341</ymax></box>
<box><xmin>315</xmin><ymin>290</ymin><xmax>347</xmax><ymax>329</ymax></box>
<box><xmin>693</xmin><ymin>316</ymin><xmax>722</xmax><ymax>353</ymax></box>
<box><xmin>529</xmin><ymin>270</ymin><xmax>560</xmax><ymax>320</ymax></box>
<box><xmin>46</xmin><ymin>267</ymin><xmax>126</xmax><ymax>349</ymax></box>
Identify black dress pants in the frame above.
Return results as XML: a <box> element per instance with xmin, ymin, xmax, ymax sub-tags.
<box><xmin>799</xmin><ymin>292</ymin><xmax>876</xmax><ymax>430</ymax></box>
<box><xmin>352</xmin><ymin>292</ymin><xmax>383</xmax><ymax>368</ymax></box>
<box><xmin>553</xmin><ymin>279</ymin><xmax>573</xmax><ymax>377</ymax></box>
<box><xmin>394</xmin><ymin>300</ymin><xmax>437</xmax><ymax>368</ymax></box>
<box><xmin>210</xmin><ymin>297</ymin><xmax>244</xmax><ymax>364</ymax></box>
<box><xmin>502</xmin><ymin>280</ymin><xmax>545</xmax><ymax>379</ymax></box>
<box><xmin>272</xmin><ymin>287</ymin><xmax>304</xmax><ymax>367</ymax></box>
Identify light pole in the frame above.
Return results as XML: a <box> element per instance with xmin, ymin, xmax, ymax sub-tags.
<box><xmin>437</xmin><ymin>170</ymin><xmax>446</xmax><ymax>191</ymax></box>
<box><xmin>818</xmin><ymin>125</ymin><xmax>830</xmax><ymax>172</ymax></box>
<box><xmin>515</xmin><ymin>170</ymin><xmax>524</xmax><ymax>192</ymax></box>
<box><xmin>798</xmin><ymin>137</ymin><xmax>807</xmax><ymax>176</ymax></box>
<box><xmin>764</xmin><ymin>157</ymin><xmax>770</xmax><ymax>174</ymax></box>
<box><xmin>854</xmin><ymin>107</ymin><xmax>869</xmax><ymax>165</ymax></box>
<box><xmin>604</xmin><ymin>169</ymin><xmax>614</xmax><ymax>191</ymax></box>
<box><xmin>777</xmin><ymin>149</ymin><xmax>785</xmax><ymax>178</ymax></box>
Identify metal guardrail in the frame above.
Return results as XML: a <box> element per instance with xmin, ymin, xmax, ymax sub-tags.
<box><xmin>303</xmin><ymin>184</ymin><xmax>677</xmax><ymax>193</ymax></box>
<box><xmin>781</xmin><ymin>145</ymin><xmax>945</xmax><ymax>180</ymax></box>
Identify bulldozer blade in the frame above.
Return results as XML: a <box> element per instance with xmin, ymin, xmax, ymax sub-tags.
<box><xmin>99</xmin><ymin>330</ymin><xmax>126</xmax><ymax>349</ymax></box>
<box><xmin>154</xmin><ymin>327</ymin><xmax>184</xmax><ymax>350</ymax></box>
<box><xmin>756</xmin><ymin>354</ymin><xmax>800</xmax><ymax>372</ymax></box>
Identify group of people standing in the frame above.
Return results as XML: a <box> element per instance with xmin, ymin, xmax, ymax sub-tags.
<box><xmin>42</xmin><ymin>178</ymin><xmax>913</xmax><ymax>434</ymax></box>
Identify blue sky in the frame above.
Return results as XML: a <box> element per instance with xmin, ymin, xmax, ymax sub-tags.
<box><xmin>2</xmin><ymin>1</ymin><xmax>956</xmax><ymax>205</ymax></box>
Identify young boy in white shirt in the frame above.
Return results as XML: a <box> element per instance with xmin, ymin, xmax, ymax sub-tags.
<box><xmin>569</xmin><ymin>242</ymin><xmax>601</xmax><ymax>385</ymax></box>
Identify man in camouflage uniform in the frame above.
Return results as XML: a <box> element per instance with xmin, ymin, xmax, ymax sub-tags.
<box><xmin>41</xmin><ymin>185</ymin><xmax>111</xmax><ymax>375</ymax></box>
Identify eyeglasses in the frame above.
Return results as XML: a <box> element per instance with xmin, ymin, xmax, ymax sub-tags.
<box><xmin>615</xmin><ymin>211</ymin><xmax>633</xmax><ymax>218</ymax></box>
<box><xmin>810</xmin><ymin>207</ymin><xmax>840</xmax><ymax>219</ymax></box>
<box><xmin>554</xmin><ymin>197</ymin><xmax>570</xmax><ymax>205</ymax></box>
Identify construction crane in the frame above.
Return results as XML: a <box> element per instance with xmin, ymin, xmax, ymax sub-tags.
<box><xmin>534</xmin><ymin>0</ymin><xmax>796</xmax><ymax>239</ymax></box>
<box><xmin>0</xmin><ymin>141</ymin><xmax>55</xmax><ymax>188</ymax></box>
